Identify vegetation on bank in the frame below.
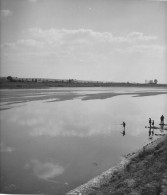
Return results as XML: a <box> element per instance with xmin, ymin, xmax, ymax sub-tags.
<box><xmin>0</xmin><ymin>79</ymin><xmax>167</xmax><ymax>89</ymax></box>
<box><xmin>88</xmin><ymin>135</ymin><xmax>167</xmax><ymax>195</ymax></box>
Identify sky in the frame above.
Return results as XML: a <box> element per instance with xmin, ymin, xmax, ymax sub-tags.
<box><xmin>0</xmin><ymin>0</ymin><xmax>167</xmax><ymax>83</ymax></box>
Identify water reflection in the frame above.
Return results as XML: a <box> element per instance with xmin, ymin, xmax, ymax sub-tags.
<box><xmin>0</xmin><ymin>142</ymin><xmax>15</xmax><ymax>153</ymax></box>
<box><xmin>24</xmin><ymin>160</ymin><xmax>65</xmax><ymax>181</ymax></box>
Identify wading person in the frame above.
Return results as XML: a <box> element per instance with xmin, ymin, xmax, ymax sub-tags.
<box><xmin>149</xmin><ymin>118</ymin><xmax>152</xmax><ymax>128</ymax></box>
<box><xmin>160</xmin><ymin>115</ymin><xmax>164</xmax><ymax>124</ymax></box>
<box><xmin>122</xmin><ymin>122</ymin><xmax>126</xmax><ymax>130</ymax></box>
<box><xmin>152</xmin><ymin>120</ymin><xmax>154</xmax><ymax>127</ymax></box>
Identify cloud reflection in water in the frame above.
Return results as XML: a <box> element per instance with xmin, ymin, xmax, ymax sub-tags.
<box><xmin>0</xmin><ymin>142</ymin><xmax>15</xmax><ymax>153</ymax></box>
<box><xmin>25</xmin><ymin>160</ymin><xmax>65</xmax><ymax>181</ymax></box>
<box><xmin>3</xmin><ymin>93</ymin><xmax>167</xmax><ymax>138</ymax></box>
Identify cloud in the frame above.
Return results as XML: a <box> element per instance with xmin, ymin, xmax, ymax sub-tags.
<box><xmin>126</xmin><ymin>32</ymin><xmax>157</xmax><ymax>42</ymax></box>
<box><xmin>1</xmin><ymin>28</ymin><xmax>158</xmax><ymax>50</ymax></box>
<box><xmin>1</xmin><ymin>28</ymin><xmax>161</xmax><ymax>58</ymax></box>
<box><xmin>17</xmin><ymin>39</ymin><xmax>44</xmax><ymax>48</ymax></box>
<box><xmin>1</xmin><ymin>28</ymin><xmax>165</xmax><ymax>82</ymax></box>
<box><xmin>116</xmin><ymin>44</ymin><xmax>166</xmax><ymax>57</ymax></box>
<box><xmin>0</xmin><ymin>9</ymin><xmax>12</xmax><ymax>17</ymax></box>
<box><xmin>28</xmin><ymin>28</ymin><xmax>157</xmax><ymax>44</ymax></box>
<box><xmin>25</xmin><ymin>160</ymin><xmax>65</xmax><ymax>180</ymax></box>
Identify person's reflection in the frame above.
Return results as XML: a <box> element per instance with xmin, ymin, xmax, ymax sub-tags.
<box><xmin>160</xmin><ymin>126</ymin><xmax>164</xmax><ymax>133</ymax></box>
<box><xmin>121</xmin><ymin>129</ymin><xmax>125</xmax><ymax>136</ymax></box>
<box><xmin>160</xmin><ymin>123</ymin><xmax>164</xmax><ymax>131</ymax></box>
<box><xmin>152</xmin><ymin>129</ymin><xmax>154</xmax><ymax>136</ymax></box>
<box><xmin>149</xmin><ymin>128</ymin><xmax>152</xmax><ymax>136</ymax></box>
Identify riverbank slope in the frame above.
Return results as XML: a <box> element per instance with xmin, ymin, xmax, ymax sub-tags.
<box><xmin>67</xmin><ymin>135</ymin><xmax>167</xmax><ymax>195</ymax></box>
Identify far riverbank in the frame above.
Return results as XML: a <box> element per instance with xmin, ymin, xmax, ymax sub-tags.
<box><xmin>0</xmin><ymin>80</ymin><xmax>167</xmax><ymax>89</ymax></box>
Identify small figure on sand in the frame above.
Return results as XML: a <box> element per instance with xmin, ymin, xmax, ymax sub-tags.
<box><xmin>149</xmin><ymin>118</ymin><xmax>152</xmax><ymax>128</ymax></box>
<box><xmin>160</xmin><ymin>115</ymin><xmax>164</xmax><ymax>124</ymax></box>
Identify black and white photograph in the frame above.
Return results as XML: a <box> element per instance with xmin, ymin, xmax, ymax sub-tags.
<box><xmin>0</xmin><ymin>0</ymin><xmax>167</xmax><ymax>194</ymax></box>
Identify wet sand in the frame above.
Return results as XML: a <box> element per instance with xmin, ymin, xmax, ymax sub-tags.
<box><xmin>1</xmin><ymin>89</ymin><xmax>167</xmax><ymax>111</ymax></box>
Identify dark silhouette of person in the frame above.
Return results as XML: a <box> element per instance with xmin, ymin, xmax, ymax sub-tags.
<box><xmin>152</xmin><ymin>120</ymin><xmax>154</xmax><ymax>127</ymax></box>
<box><xmin>122</xmin><ymin>130</ymin><xmax>125</xmax><ymax>136</ymax></box>
<box><xmin>160</xmin><ymin>115</ymin><xmax>164</xmax><ymax>124</ymax></box>
<box><xmin>122</xmin><ymin>122</ymin><xmax>126</xmax><ymax>130</ymax></box>
<box><xmin>149</xmin><ymin>118</ymin><xmax>151</xmax><ymax>128</ymax></box>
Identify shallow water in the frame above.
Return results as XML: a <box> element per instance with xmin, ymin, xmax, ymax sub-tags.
<box><xmin>0</xmin><ymin>87</ymin><xmax>167</xmax><ymax>194</ymax></box>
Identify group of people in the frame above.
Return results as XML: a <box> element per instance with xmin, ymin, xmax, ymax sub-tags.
<box><xmin>149</xmin><ymin>118</ymin><xmax>154</xmax><ymax>128</ymax></box>
<box><xmin>149</xmin><ymin>115</ymin><xmax>165</xmax><ymax>128</ymax></box>
<box><xmin>120</xmin><ymin>115</ymin><xmax>165</xmax><ymax>138</ymax></box>
<box><xmin>148</xmin><ymin>115</ymin><xmax>165</xmax><ymax>138</ymax></box>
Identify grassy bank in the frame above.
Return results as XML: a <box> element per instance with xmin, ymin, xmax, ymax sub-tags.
<box><xmin>1</xmin><ymin>80</ymin><xmax>167</xmax><ymax>89</ymax></box>
<box><xmin>67</xmin><ymin>135</ymin><xmax>167</xmax><ymax>195</ymax></box>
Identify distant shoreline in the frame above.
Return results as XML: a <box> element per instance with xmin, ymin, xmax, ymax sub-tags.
<box><xmin>1</xmin><ymin>80</ymin><xmax>167</xmax><ymax>89</ymax></box>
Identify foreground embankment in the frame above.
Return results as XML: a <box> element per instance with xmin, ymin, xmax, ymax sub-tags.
<box><xmin>67</xmin><ymin>135</ymin><xmax>167</xmax><ymax>195</ymax></box>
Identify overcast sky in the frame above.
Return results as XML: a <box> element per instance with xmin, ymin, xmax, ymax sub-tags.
<box><xmin>0</xmin><ymin>0</ymin><xmax>167</xmax><ymax>83</ymax></box>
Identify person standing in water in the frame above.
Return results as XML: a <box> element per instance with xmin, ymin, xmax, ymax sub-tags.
<box><xmin>149</xmin><ymin>118</ymin><xmax>152</xmax><ymax>128</ymax></box>
<box><xmin>152</xmin><ymin>120</ymin><xmax>154</xmax><ymax>127</ymax></box>
<box><xmin>122</xmin><ymin>122</ymin><xmax>126</xmax><ymax>130</ymax></box>
<box><xmin>160</xmin><ymin>115</ymin><xmax>164</xmax><ymax>124</ymax></box>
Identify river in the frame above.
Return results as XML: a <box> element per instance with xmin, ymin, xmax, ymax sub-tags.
<box><xmin>0</xmin><ymin>87</ymin><xmax>167</xmax><ymax>194</ymax></box>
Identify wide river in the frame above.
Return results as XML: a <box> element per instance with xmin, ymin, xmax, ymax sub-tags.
<box><xmin>0</xmin><ymin>87</ymin><xmax>167</xmax><ymax>194</ymax></box>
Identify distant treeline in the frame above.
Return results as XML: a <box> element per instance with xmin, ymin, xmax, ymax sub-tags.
<box><xmin>0</xmin><ymin>76</ymin><xmax>167</xmax><ymax>88</ymax></box>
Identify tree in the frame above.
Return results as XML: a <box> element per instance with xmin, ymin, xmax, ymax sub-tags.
<box><xmin>7</xmin><ymin>76</ymin><xmax>13</xmax><ymax>82</ymax></box>
<box><xmin>154</xmin><ymin>79</ymin><xmax>158</xmax><ymax>84</ymax></box>
<box><xmin>69</xmin><ymin>79</ymin><xmax>74</xmax><ymax>83</ymax></box>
